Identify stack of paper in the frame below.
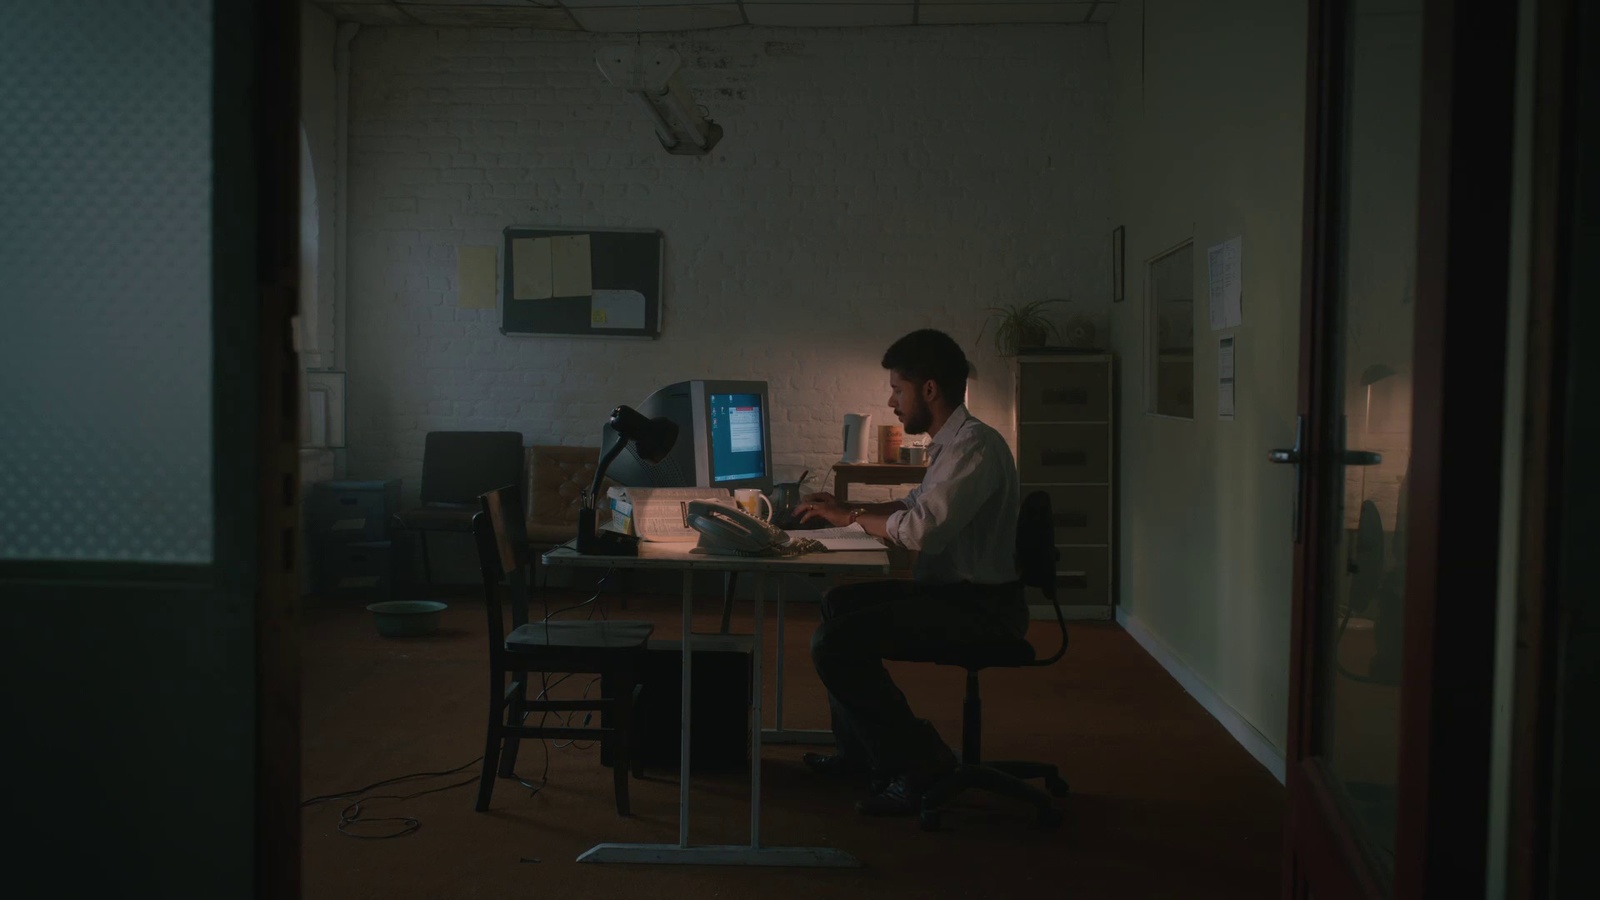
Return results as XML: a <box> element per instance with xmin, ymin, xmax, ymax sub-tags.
<box><xmin>608</xmin><ymin>486</ymin><xmax>733</xmax><ymax>542</ymax></box>
<box><xmin>789</xmin><ymin>523</ymin><xmax>885</xmax><ymax>552</ymax></box>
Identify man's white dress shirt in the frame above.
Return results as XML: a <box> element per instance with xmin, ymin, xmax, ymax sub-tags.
<box><xmin>883</xmin><ymin>405</ymin><xmax>1019</xmax><ymax>586</ymax></box>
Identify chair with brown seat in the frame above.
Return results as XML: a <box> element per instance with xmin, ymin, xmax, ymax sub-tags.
<box><xmin>523</xmin><ymin>445</ymin><xmax>601</xmax><ymax>587</ymax></box>
<box><xmin>471</xmin><ymin>484</ymin><xmax>653</xmax><ymax>814</ymax></box>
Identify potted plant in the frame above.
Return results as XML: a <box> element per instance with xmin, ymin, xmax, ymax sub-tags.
<box><xmin>977</xmin><ymin>298</ymin><xmax>1073</xmax><ymax>356</ymax></box>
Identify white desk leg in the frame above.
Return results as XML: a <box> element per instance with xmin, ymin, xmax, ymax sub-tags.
<box><xmin>761</xmin><ymin>577</ymin><xmax>834</xmax><ymax>747</ymax></box>
<box><xmin>679</xmin><ymin>568</ymin><xmax>692</xmax><ymax>848</ymax></box>
<box><xmin>774</xmin><ymin>582</ymin><xmax>784</xmax><ymax>732</ymax></box>
<box><xmin>750</xmin><ymin>574</ymin><xmax>764</xmax><ymax>848</ymax></box>
<box><xmin>577</xmin><ymin>567</ymin><xmax>857</xmax><ymax>867</ymax></box>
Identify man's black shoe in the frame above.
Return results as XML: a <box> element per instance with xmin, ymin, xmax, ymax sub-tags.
<box><xmin>855</xmin><ymin>752</ymin><xmax>958</xmax><ymax>817</ymax></box>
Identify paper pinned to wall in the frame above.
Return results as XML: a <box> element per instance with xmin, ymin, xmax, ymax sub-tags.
<box><xmin>457</xmin><ymin>245</ymin><xmax>499</xmax><ymax>309</ymax></box>
<box><xmin>551</xmin><ymin>233</ymin><xmax>593</xmax><ymax>297</ymax></box>
<box><xmin>511</xmin><ymin>238</ymin><xmax>553</xmax><ymax>300</ymax></box>
<box><xmin>1207</xmin><ymin>235</ymin><xmax>1243</xmax><ymax>330</ymax></box>
<box><xmin>306</xmin><ymin>389</ymin><xmax>328</xmax><ymax>446</ymax></box>
<box><xmin>1218</xmin><ymin>336</ymin><xmax>1236</xmax><ymax>420</ymax></box>
<box><xmin>591</xmin><ymin>288</ymin><xmax>646</xmax><ymax>330</ymax></box>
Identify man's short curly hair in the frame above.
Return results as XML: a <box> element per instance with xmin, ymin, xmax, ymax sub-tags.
<box><xmin>881</xmin><ymin>329</ymin><xmax>970</xmax><ymax>406</ymax></box>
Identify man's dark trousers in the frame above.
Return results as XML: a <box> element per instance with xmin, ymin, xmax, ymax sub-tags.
<box><xmin>810</xmin><ymin>578</ymin><xmax>1028</xmax><ymax>775</ymax></box>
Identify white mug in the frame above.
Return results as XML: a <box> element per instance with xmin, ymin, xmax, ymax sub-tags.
<box><xmin>733</xmin><ymin>489</ymin><xmax>773</xmax><ymax>521</ymax></box>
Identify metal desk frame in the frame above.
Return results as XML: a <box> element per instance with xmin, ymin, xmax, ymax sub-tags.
<box><xmin>540</xmin><ymin>540</ymin><xmax>890</xmax><ymax>867</ymax></box>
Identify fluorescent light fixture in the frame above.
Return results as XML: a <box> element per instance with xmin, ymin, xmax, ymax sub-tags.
<box><xmin>595</xmin><ymin>46</ymin><xmax>723</xmax><ymax>156</ymax></box>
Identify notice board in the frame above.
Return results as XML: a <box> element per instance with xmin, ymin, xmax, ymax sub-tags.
<box><xmin>500</xmin><ymin>226</ymin><xmax>662</xmax><ymax>338</ymax></box>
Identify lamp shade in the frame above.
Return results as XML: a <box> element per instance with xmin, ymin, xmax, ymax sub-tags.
<box><xmin>608</xmin><ymin>405</ymin><xmax>677</xmax><ymax>463</ymax></box>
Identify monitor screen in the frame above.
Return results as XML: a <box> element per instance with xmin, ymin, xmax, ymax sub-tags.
<box><xmin>600</xmin><ymin>379</ymin><xmax>773</xmax><ymax>491</ymax></box>
<box><xmin>708</xmin><ymin>392</ymin><xmax>766</xmax><ymax>483</ymax></box>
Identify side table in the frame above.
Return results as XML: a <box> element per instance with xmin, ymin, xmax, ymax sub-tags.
<box><xmin>830</xmin><ymin>463</ymin><xmax>927</xmax><ymax>579</ymax></box>
<box><xmin>831</xmin><ymin>462</ymin><xmax>928</xmax><ymax>501</ymax></box>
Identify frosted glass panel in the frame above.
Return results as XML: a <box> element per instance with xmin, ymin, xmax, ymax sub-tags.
<box><xmin>0</xmin><ymin>1</ymin><xmax>213</xmax><ymax>562</ymax></box>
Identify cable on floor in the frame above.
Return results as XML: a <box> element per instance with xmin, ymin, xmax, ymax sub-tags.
<box><xmin>303</xmin><ymin>573</ymin><xmax>620</xmax><ymax>838</ymax></box>
<box><xmin>299</xmin><ymin>757</ymin><xmax>481</xmax><ymax>840</ymax></box>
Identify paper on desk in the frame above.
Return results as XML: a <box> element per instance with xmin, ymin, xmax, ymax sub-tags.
<box><xmin>788</xmin><ymin>523</ymin><xmax>885</xmax><ymax>552</ymax></box>
<box><xmin>611</xmin><ymin>486</ymin><xmax>732</xmax><ymax>542</ymax></box>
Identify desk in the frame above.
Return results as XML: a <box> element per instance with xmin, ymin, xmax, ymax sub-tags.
<box><xmin>541</xmin><ymin>540</ymin><xmax>890</xmax><ymax>867</ymax></box>
<box><xmin>832</xmin><ymin>462</ymin><xmax>927</xmax><ymax>501</ymax></box>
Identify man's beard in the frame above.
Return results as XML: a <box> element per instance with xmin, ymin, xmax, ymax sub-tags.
<box><xmin>900</xmin><ymin>400</ymin><xmax>932</xmax><ymax>435</ymax></box>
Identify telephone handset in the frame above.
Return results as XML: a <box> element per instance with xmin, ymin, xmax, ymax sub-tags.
<box><xmin>684</xmin><ymin>499</ymin><xmax>822</xmax><ymax>558</ymax></box>
<box><xmin>683</xmin><ymin>499</ymin><xmax>786</xmax><ymax>555</ymax></box>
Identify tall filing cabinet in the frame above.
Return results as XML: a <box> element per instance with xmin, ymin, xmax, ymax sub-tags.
<box><xmin>1016</xmin><ymin>354</ymin><xmax>1116</xmax><ymax>617</ymax></box>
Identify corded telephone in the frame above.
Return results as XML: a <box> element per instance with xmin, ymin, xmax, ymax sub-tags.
<box><xmin>683</xmin><ymin>499</ymin><xmax>822</xmax><ymax>558</ymax></box>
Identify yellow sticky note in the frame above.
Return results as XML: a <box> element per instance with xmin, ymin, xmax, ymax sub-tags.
<box><xmin>456</xmin><ymin>245</ymin><xmax>498</xmax><ymax>309</ymax></box>
<box><xmin>591</xmin><ymin>307</ymin><xmax>608</xmax><ymax>325</ymax></box>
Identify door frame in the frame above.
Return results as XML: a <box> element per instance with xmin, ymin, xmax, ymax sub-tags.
<box><xmin>1285</xmin><ymin>0</ymin><xmax>1520</xmax><ymax>897</ymax></box>
<box><xmin>248</xmin><ymin>1</ymin><xmax>303</xmax><ymax>897</ymax></box>
<box><xmin>1506</xmin><ymin>0</ymin><xmax>1586</xmax><ymax>896</ymax></box>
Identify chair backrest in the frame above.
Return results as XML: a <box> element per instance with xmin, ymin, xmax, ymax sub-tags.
<box><xmin>525</xmin><ymin>444</ymin><xmax>600</xmax><ymax>529</ymax></box>
<box><xmin>473</xmin><ymin>484</ymin><xmax>531</xmax><ymax>651</ymax></box>
<box><xmin>1017</xmin><ymin>490</ymin><xmax>1069</xmax><ymax>666</ymax></box>
<box><xmin>421</xmin><ymin>431</ymin><xmax>525</xmax><ymax>504</ymax></box>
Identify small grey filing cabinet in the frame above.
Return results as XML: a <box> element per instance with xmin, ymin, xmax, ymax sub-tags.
<box><xmin>1016</xmin><ymin>354</ymin><xmax>1116</xmax><ymax>617</ymax></box>
<box><xmin>308</xmin><ymin>479</ymin><xmax>400</xmax><ymax>598</ymax></box>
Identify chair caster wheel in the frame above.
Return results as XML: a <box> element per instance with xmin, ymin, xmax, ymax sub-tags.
<box><xmin>1046</xmin><ymin>775</ymin><xmax>1071</xmax><ymax>797</ymax></box>
<box><xmin>1037</xmin><ymin>806</ymin><xmax>1064</xmax><ymax>829</ymax></box>
<box><xmin>920</xmin><ymin>810</ymin><xmax>942</xmax><ymax>832</ymax></box>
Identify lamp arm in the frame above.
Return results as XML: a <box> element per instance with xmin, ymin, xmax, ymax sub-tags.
<box><xmin>588</xmin><ymin>431</ymin><xmax>631</xmax><ymax>506</ymax></box>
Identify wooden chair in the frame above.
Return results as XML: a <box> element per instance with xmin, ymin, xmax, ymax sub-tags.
<box><xmin>471</xmin><ymin>484</ymin><xmax>653</xmax><ymax>814</ymax></box>
<box><xmin>395</xmin><ymin>431</ymin><xmax>525</xmax><ymax>588</ymax></box>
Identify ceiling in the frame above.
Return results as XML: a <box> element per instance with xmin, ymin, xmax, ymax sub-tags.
<box><xmin>311</xmin><ymin>0</ymin><xmax>1118</xmax><ymax>32</ymax></box>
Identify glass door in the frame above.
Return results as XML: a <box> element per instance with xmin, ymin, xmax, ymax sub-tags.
<box><xmin>1314</xmin><ymin>0</ymin><xmax>1423</xmax><ymax>879</ymax></box>
<box><xmin>1282</xmin><ymin>0</ymin><xmax>1518</xmax><ymax>896</ymax></box>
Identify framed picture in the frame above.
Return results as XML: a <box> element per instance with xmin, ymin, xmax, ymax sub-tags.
<box><xmin>303</xmin><ymin>370</ymin><xmax>346</xmax><ymax>448</ymax></box>
<box><xmin>1112</xmin><ymin>225</ymin><xmax>1126</xmax><ymax>302</ymax></box>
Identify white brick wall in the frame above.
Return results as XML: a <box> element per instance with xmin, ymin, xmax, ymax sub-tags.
<box><xmin>343</xmin><ymin>25</ymin><xmax>1112</xmax><ymax>502</ymax></box>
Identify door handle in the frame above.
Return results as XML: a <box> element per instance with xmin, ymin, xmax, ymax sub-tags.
<box><xmin>1267</xmin><ymin>415</ymin><xmax>1306</xmax><ymax>543</ymax></box>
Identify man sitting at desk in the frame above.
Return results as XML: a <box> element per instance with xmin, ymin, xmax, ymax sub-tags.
<box><xmin>792</xmin><ymin>328</ymin><xmax>1024</xmax><ymax>816</ymax></box>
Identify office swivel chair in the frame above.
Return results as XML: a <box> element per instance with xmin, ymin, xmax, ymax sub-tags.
<box><xmin>887</xmin><ymin>490</ymin><xmax>1071</xmax><ymax>831</ymax></box>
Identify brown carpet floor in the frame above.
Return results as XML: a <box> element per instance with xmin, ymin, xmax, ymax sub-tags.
<box><xmin>301</xmin><ymin>589</ymin><xmax>1283</xmax><ymax>900</ymax></box>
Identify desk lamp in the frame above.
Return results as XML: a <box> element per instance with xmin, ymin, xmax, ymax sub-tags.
<box><xmin>577</xmin><ymin>405</ymin><xmax>679</xmax><ymax>556</ymax></box>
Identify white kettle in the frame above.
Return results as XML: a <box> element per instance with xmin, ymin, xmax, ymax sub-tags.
<box><xmin>841</xmin><ymin>413</ymin><xmax>872</xmax><ymax>464</ymax></box>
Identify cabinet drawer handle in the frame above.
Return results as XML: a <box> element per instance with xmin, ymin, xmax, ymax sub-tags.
<box><xmin>1053</xmin><ymin>512</ymin><xmax>1089</xmax><ymax>528</ymax></box>
<box><xmin>1040</xmin><ymin>450</ymin><xmax>1088</xmax><ymax>466</ymax></box>
<box><xmin>1059</xmin><ymin>575</ymin><xmax>1089</xmax><ymax>590</ymax></box>
<box><xmin>1042</xmin><ymin>389</ymin><xmax>1089</xmax><ymax>406</ymax></box>
<box><xmin>338</xmin><ymin>497</ymin><xmax>359</xmax><ymax>506</ymax></box>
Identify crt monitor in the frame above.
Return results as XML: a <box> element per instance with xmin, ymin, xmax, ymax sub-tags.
<box><xmin>602</xmin><ymin>380</ymin><xmax>773</xmax><ymax>491</ymax></box>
